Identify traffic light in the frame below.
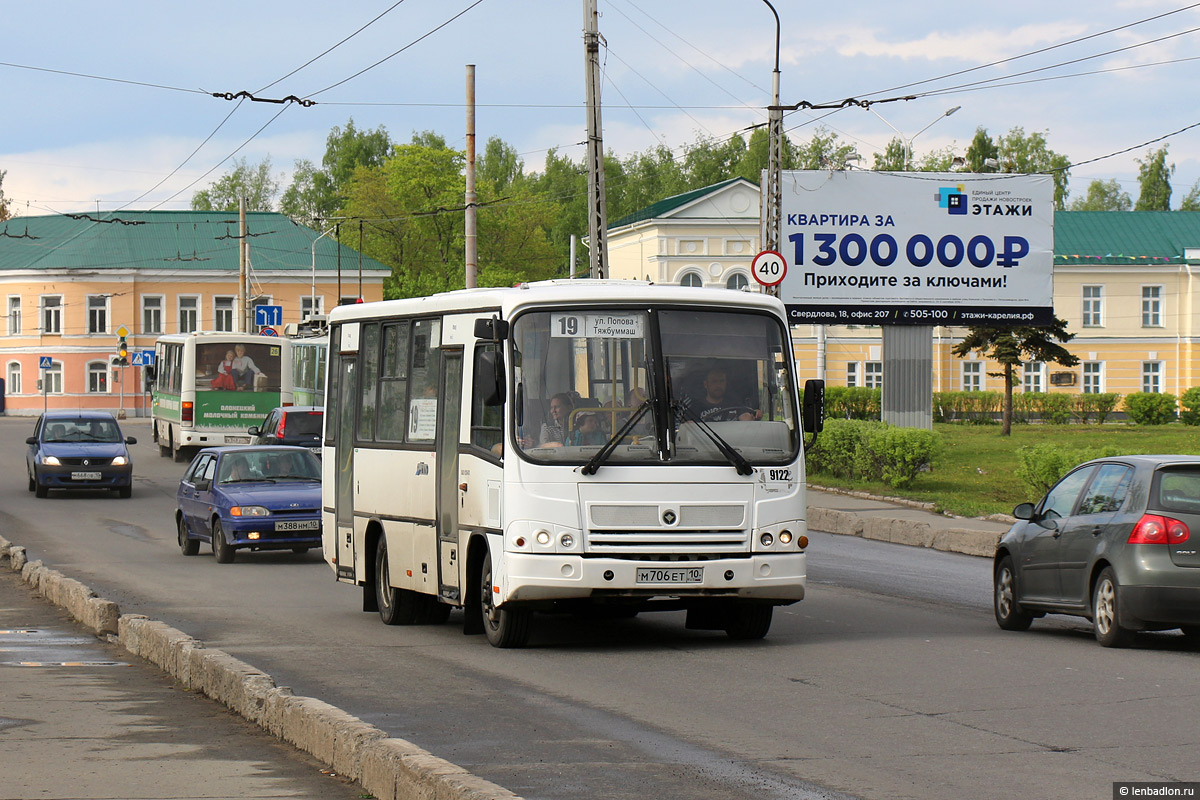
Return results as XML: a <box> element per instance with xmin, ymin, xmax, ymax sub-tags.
<box><xmin>117</xmin><ymin>335</ymin><xmax>128</xmax><ymax>366</ymax></box>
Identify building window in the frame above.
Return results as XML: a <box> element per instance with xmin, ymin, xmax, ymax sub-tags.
<box><xmin>962</xmin><ymin>361</ymin><xmax>983</xmax><ymax>391</ymax></box>
<box><xmin>864</xmin><ymin>361</ymin><xmax>883</xmax><ymax>389</ymax></box>
<box><xmin>1142</xmin><ymin>286</ymin><xmax>1163</xmax><ymax>327</ymax></box>
<box><xmin>179</xmin><ymin>296</ymin><xmax>199</xmax><ymax>333</ymax></box>
<box><xmin>1142</xmin><ymin>361</ymin><xmax>1163</xmax><ymax>393</ymax></box>
<box><xmin>214</xmin><ymin>296</ymin><xmax>235</xmax><ymax>332</ymax></box>
<box><xmin>680</xmin><ymin>272</ymin><xmax>703</xmax><ymax>288</ymax></box>
<box><xmin>87</xmin><ymin>361</ymin><xmax>109</xmax><ymax>393</ymax></box>
<box><xmin>7</xmin><ymin>296</ymin><xmax>21</xmax><ymax>335</ymax></box>
<box><xmin>41</xmin><ymin>296</ymin><xmax>63</xmax><ymax>334</ymax></box>
<box><xmin>725</xmin><ymin>273</ymin><xmax>749</xmax><ymax>291</ymax></box>
<box><xmin>1023</xmin><ymin>361</ymin><xmax>1045</xmax><ymax>393</ymax></box>
<box><xmin>301</xmin><ymin>295</ymin><xmax>324</xmax><ymax>321</ymax></box>
<box><xmin>1082</xmin><ymin>362</ymin><xmax>1103</xmax><ymax>394</ymax></box>
<box><xmin>846</xmin><ymin>362</ymin><xmax>859</xmax><ymax>388</ymax></box>
<box><xmin>1082</xmin><ymin>285</ymin><xmax>1103</xmax><ymax>327</ymax></box>
<box><xmin>87</xmin><ymin>295</ymin><xmax>109</xmax><ymax>335</ymax></box>
<box><xmin>43</xmin><ymin>362</ymin><xmax>63</xmax><ymax>394</ymax></box>
<box><xmin>142</xmin><ymin>295</ymin><xmax>163</xmax><ymax>334</ymax></box>
<box><xmin>7</xmin><ymin>361</ymin><xmax>21</xmax><ymax>394</ymax></box>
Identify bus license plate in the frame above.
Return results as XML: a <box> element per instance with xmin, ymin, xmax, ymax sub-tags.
<box><xmin>636</xmin><ymin>567</ymin><xmax>703</xmax><ymax>584</ymax></box>
<box><xmin>71</xmin><ymin>471</ymin><xmax>102</xmax><ymax>481</ymax></box>
<box><xmin>275</xmin><ymin>520</ymin><xmax>319</xmax><ymax>532</ymax></box>
<box><xmin>225</xmin><ymin>436</ymin><xmax>250</xmax><ymax>444</ymax></box>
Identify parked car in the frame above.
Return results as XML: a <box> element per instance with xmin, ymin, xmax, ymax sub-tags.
<box><xmin>248</xmin><ymin>406</ymin><xmax>323</xmax><ymax>454</ymax></box>
<box><xmin>994</xmin><ymin>455</ymin><xmax>1200</xmax><ymax>647</ymax></box>
<box><xmin>25</xmin><ymin>411</ymin><xmax>137</xmax><ymax>498</ymax></box>
<box><xmin>175</xmin><ymin>446</ymin><xmax>322</xmax><ymax>563</ymax></box>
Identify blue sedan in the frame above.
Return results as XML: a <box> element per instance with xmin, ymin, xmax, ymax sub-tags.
<box><xmin>176</xmin><ymin>446</ymin><xmax>322</xmax><ymax>563</ymax></box>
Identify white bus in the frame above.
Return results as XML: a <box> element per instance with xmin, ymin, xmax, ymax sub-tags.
<box><xmin>322</xmin><ymin>281</ymin><xmax>823</xmax><ymax>647</ymax></box>
<box><xmin>151</xmin><ymin>332</ymin><xmax>292</xmax><ymax>462</ymax></box>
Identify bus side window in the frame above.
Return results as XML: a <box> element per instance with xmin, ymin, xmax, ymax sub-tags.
<box><xmin>471</xmin><ymin>343</ymin><xmax>503</xmax><ymax>456</ymax></box>
<box><xmin>377</xmin><ymin>321</ymin><xmax>410</xmax><ymax>442</ymax></box>
<box><xmin>357</xmin><ymin>323</ymin><xmax>380</xmax><ymax>442</ymax></box>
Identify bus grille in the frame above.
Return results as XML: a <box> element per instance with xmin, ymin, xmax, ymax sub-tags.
<box><xmin>586</xmin><ymin>530</ymin><xmax>748</xmax><ymax>553</ymax></box>
<box><xmin>586</xmin><ymin>502</ymin><xmax>748</xmax><ymax>554</ymax></box>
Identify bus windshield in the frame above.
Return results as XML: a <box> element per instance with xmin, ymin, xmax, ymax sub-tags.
<box><xmin>512</xmin><ymin>307</ymin><xmax>798</xmax><ymax>465</ymax></box>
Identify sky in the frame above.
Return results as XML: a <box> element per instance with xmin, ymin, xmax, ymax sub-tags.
<box><xmin>2</xmin><ymin>0</ymin><xmax>1199</xmax><ymax>217</ymax></box>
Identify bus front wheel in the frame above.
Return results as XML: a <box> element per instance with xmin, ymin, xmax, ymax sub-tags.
<box><xmin>374</xmin><ymin>536</ymin><xmax>422</xmax><ymax>625</ymax></box>
<box><xmin>724</xmin><ymin>602</ymin><xmax>773</xmax><ymax>640</ymax></box>
<box><xmin>479</xmin><ymin>551</ymin><xmax>530</xmax><ymax>648</ymax></box>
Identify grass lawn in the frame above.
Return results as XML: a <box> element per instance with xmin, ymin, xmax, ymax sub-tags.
<box><xmin>808</xmin><ymin>423</ymin><xmax>1200</xmax><ymax>519</ymax></box>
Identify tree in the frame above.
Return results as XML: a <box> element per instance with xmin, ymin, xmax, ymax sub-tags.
<box><xmin>1135</xmin><ymin>146</ymin><xmax>1173</xmax><ymax>211</ymax></box>
<box><xmin>280</xmin><ymin>119</ymin><xmax>393</xmax><ymax>223</ymax></box>
<box><xmin>1069</xmin><ymin>179</ymin><xmax>1132</xmax><ymax>211</ymax></box>
<box><xmin>478</xmin><ymin>137</ymin><xmax>525</xmax><ymax>194</ymax></box>
<box><xmin>192</xmin><ymin>156</ymin><xmax>281</xmax><ymax>211</ymax></box>
<box><xmin>1181</xmin><ymin>179</ymin><xmax>1200</xmax><ymax>212</ymax></box>
<box><xmin>964</xmin><ymin>128</ymin><xmax>998</xmax><ymax>173</ymax></box>
<box><xmin>962</xmin><ymin>127</ymin><xmax>1070</xmax><ymax>209</ymax></box>
<box><xmin>952</xmin><ymin>318</ymin><xmax>1079</xmax><ymax>436</ymax></box>
<box><xmin>872</xmin><ymin>138</ymin><xmax>908</xmax><ymax>171</ymax></box>
<box><xmin>0</xmin><ymin>169</ymin><xmax>10</xmax><ymax>222</ymax></box>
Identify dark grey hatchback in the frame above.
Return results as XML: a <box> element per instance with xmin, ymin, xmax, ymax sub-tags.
<box><xmin>994</xmin><ymin>455</ymin><xmax>1200</xmax><ymax>647</ymax></box>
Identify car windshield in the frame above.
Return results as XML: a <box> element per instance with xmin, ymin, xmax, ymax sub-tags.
<box><xmin>218</xmin><ymin>450</ymin><xmax>321</xmax><ymax>483</ymax></box>
<box><xmin>42</xmin><ymin>418</ymin><xmax>122</xmax><ymax>443</ymax></box>
<box><xmin>511</xmin><ymin>307</ymin><xmax>798</xmax><ymax>466</ymax></box>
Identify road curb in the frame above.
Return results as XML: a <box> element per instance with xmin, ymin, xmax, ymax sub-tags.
<box><xmin>0</xmin><ymin>534</ymin><xmax>523</xmax><ymax>800</ymax></box>
<box><xmin>807</xmin><ymin>506</ymin><xmax>1003</xmax><ymax>558</ymax></box>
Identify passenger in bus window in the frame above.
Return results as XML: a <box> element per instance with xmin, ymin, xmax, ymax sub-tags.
<box><xmin>568</xmin><ymin>411</ymin><xmax>606</xmax><ymax>446</ymax></box>
<box><xmin>688</xmin><ymin>367</ymin><xmax>761</xmax><ymax>422</ymax></box>
<box><xmin>539</xmin><ymin>392</ymin><xmax>574</xmax><ymax>447</ymax></box>
<box><xmin>231</xmin><ymin>344</ymin><xmax>262</xmax><ymax>391</ymax></box>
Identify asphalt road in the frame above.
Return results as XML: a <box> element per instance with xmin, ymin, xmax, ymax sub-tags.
<box><xmin>6</xmin><ymin>416</ymin><xmax>1199</xmax><ymax>800</ymax></box>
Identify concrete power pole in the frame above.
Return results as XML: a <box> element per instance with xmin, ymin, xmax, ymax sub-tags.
<box><xmin>583</xmin><ymin>0</ymin><xmax>608</xmax><ymax>279</ymax></box>
<box><xmin>239</xmin><ymin>196</ymin><xmax>248</xmax><ymax>332</ymax></box>
<box><xmin>762</xmin><ymin>0</ymin><xmax>783</xmax><ymax>297</ymax></box>
<box><xmin>464</xmin><ymin>64</ymin><xmax>478</xmax><ymax>289</ymax></box>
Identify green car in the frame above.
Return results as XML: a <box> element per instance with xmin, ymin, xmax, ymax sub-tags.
<box><xmin>994</xmin><ymin>455</ymin><xmax>1200</xmax><ymax>647</ymax></box>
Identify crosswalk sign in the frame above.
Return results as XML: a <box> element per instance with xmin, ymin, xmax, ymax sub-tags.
<box><xmin>39</xmin><ymin>356</ymin><xmax>52</xmax><ymax>369</ymax></box>
<box><xmin>131</xmin><ymin>352</ymin><xmax>146</xmax><ymax>366</ymax></box>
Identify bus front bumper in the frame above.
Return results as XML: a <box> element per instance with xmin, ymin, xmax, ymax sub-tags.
<box><xmin>499</xmin><ymin>552</ymin><xmax>805</xmax><ymax>604</ymax></box>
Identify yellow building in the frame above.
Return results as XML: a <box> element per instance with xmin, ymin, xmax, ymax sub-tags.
<box><xmin>607</xmin><ymin>183</ymin><xmax>1200</xmax><ymax>403</ymax></box>
<box><xmin>0</xmin><ymin>211</ymin><xmax>389</xmax><ymax>416</ymax></box>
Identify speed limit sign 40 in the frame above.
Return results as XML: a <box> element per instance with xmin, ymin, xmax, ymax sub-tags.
<box><xmin>751</xmin><ymin>250</ymin><xmax>787</xmax><ymax>287</ymax></box>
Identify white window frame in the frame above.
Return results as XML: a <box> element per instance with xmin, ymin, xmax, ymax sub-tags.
<box><xmin>213</xmin><ymin>295</ymin><xmax>236</xmax><ymax>333</ymax></box>
<box><xmin>846</xmin><ymin>362</ymin><xmax>859</xmax><ymax>388</ymax></box>
<box><xmin>679</xmin><ymin>271</ymin><xmax>704</xmax><ymax>288</ymax></box>
<box><xmin>87</xmin><ymin>294</ymin><xmax>110</xmax><ymax>335</ymax></box>
<box><xmin>864</xmin><ymin>361</ymin><xmax>883</xmax><ymax>389</ymax></box>
<box><xmin>41</xmin><ymin>295</ymin><xmax>63</xmax><ymax>334</ymax></box>
<box><xmin>1142</xmin><ymin>360</ymin><xmax>1163</xmax><ymax>393</ymax></box>
<box><xmin>1081</xmin><ymin>285</ymin><xmax>1103</xmax><ymax>328</ymax></box>
<box><xmin>142</xmin><ymin>294</ymin><xmax>164</xmax><ymax>334</ymax></box>
<box><xmin>1082</xmin><ymin>361</ymin><xmax>1104</xmax><ymax>394</ymax></box>
<box><xmin>6</xmin><ymin>360</ymin><xmax>21</xmax><ymax>394</ymax></box>
<box><xmin>7</xmin><ymin>295</ymin><xmax>21</xmax><ymax>335</ymax></box>
<box><xmin>87</xmin><ymin>360</ymin><xmax>111</xmax><ymax>393</ymax></box>
<box><xmin>962</xmin><ymin>360</ymin><xmax>984</xmax><ymax>391</ymax></box>
<box><xmin>178</xmin><ymin>295</ymin><xmax>200</xmax><ymax>334</ymax></box>
<box><xmin>1023</xmin><ymin>361</ymin><xmax>1045</xmax><ymax>393</ymax></box>
<box><xmin>724</xmin><ymin>272</ymin><xmax>750</xmax><ymax>291</ymax></box>
<box><xmin>43</xmin><ymin>361</ymin><xmax>63</xmax><ymax>394</ymax></box>
<box><xmin>301</xmin><ymin>295</ymin><xmax>325</xmax><ymax>321</ymax></box>
<box><xmin>1142</xmin><ymin>285</ymin><xmax>1163</xmax><ymax>328</ymax></box>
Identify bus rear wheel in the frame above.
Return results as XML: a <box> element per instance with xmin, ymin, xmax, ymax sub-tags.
<box><xmin>480</xmin><ymin>550</ymin><xmax>530</xmax><ymax>648</ymax></box>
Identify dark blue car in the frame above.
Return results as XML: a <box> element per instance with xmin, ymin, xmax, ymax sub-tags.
<box><xmin>175</xmin><ymin>445</ymin><xmax>322</xmax><ymax>563</ymax></box>
<box><xmin>25</xmin><ymin>411</ymin><xmax>136</xmax><ymax>498</ymax></box>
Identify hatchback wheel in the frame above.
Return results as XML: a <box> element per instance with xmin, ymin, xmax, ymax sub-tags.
<box><xmin>212</xmin><ymin>520</ymin><xmax>236</xmax><ymax>563</ymax></box>
<box><xmin>1093</xmin><ymin>567</ymin><xmax>1133</xmax><ymax>648</ymax></box>
<box><xmin>994</xmin><ymin>555</ymin><xmax>1033</xmax><ymax>631</ymax></box>
<box><xmin>178</xmin><ymin>516</ymin><xmax>199</xmax><ymax>556</ymax></box>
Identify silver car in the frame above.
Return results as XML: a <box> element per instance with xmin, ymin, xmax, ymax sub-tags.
<box><xmin>994</xmin><ymin>455</ymin><xmax>1200</xmax><ymax>647</ymax></box>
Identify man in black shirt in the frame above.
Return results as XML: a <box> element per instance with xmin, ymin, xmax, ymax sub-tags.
<box><xmin>687</xmin><ymin>367</ymin><xmax>761</xmax><ymax>422</ymax></box>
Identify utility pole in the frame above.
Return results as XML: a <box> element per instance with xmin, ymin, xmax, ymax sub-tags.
<box><xmin>762</xmin><ymin>0</ymin><xmax>783</xmax><ymax>297</ymax></box>
<box><xmin>238</xmin><ymin>197</ymin><xmax>248</xmax><ymax>332</ymax></box>
<box><xmin>465</xmin><ymin>64</ymin><xmax>478</xmax><ymax>289</ymax></box>
<box><xmin>583</xmin><ymin>0</ymin><xmax>608</xmax><ymax>279</ymax></box>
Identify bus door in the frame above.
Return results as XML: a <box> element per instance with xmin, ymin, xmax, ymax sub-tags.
<box><xmin>335</xmin><ymin>355</ymin><xmax>357</xmax><ymax>582</ymax></box>
<box><xmin>436</xmin><ymin>349</ymin><xmax>464</xmax><ymax>602</ymax></box>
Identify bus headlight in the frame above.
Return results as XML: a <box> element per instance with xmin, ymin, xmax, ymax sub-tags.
<box><xmin>536</xmin><ymin>531</ymin><xmax>551</xmax><ymax>545</ymax></box>
<box><xmin>760</xmin><ymin>532</ymin><xmax>774</xmax><ymax>547</ymax></box>
<box><xmin>559</xmin><ymin>533</ymin><xmax>575</xmax><ymax>549</ymax></box>
<box><xmin>779</xmin><ymin>531</ymin><xmax>793</xmax><ymax>545</ymax></box>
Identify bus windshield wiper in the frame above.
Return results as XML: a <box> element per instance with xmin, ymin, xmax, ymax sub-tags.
<box><xmin>672</xmin><ymin>400</ymin><xmax>754</xmax><ymax>476</ymax></box>
<box><xmin>580</xmin><ymin>400</ymin><xmax>652</xmax><ymax>476</ymax></box>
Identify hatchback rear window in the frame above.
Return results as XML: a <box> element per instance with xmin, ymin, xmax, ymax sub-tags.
<box><xmin>284</xmin><ymin>412</ymin><xmax>323</xmax><ymax>437</ymax></box>
<box><xmin>1155</xmin><ymin>468</ymin><xmax>1200</xmax><ymax>514</ymax></box>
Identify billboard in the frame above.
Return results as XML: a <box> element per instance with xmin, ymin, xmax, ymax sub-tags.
<box><xmin>776</xmin><ymin>171</ymin><xmax>1054</xmax><ymax>326</ymax></box>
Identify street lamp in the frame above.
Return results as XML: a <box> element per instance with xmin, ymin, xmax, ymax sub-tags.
<box><xmin>868</xmin><ymin>105</ymin><xmax>960</xmax><ymax>170</ymax></box>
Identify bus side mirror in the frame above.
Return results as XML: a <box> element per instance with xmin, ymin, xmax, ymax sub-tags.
<box><xmin>475</xmin><ymin>349</ymin><xmax>505</xmax><ymax>407</ymax></box>
<box><xmin>802</xmin><ymin>379</ymin><xmax>825</xmax><ymax>435</ymax></box>
<box><xmin>474</xmin><ymin>317</ymin><xmax>509</xmax><ymax>342</ymax></box>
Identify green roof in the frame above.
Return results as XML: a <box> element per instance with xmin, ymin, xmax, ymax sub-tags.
<box><xmin>608</xmin><ymin>178</ymin><xmax>749</xmax><ymax>230</ymax></box>
<box><xmin>1055</xmin><ymin>211</ymin><xmax>1200</xmax><ymax>265</ymax></box>
<box><xmin>0</xmin><ymin>211</ymin><xmax>391</xmax><ymax>273</ymax></box>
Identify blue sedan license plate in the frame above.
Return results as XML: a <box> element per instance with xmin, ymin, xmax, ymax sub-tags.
<box><xmin>71</xmin><ymin>471</ymin><xmax>102</xmax><ymax>480</ymax></box>
<box><xmin>636</xmin><ymin>566</ymin><xmax>703</xmax><ymax>584</ymax></box>
<box><xmin>274</xmin><ymin>520</ymin><xmax>319</xmax><ymax>532</ymax></box>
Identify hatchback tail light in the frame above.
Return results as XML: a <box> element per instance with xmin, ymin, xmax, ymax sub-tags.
<box><xmin>276</xmin><ymin>411</ymin><xmax>287</xmax><ymax>440</ymax></box>
<box><xmin>182</xmin><ymin>401</ymin><xmax>194</xmax><ymax>424</ymax></box>
<box><xmin>1129</xmin><ymin>514</ymin><xmax>1190</xmax><ymax>545</ymax></box>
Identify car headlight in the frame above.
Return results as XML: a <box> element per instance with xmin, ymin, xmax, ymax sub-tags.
<box><xmin>231</xmin><ymin>506</ymin><xmax>270</xmax><ymax>517</ymax></box>
<box><xmin>111</xmin><ymin>456</ymin><xmax>128</xmax><ymax>466</ymax></box>
<box><xmin>41</xmin><ymin>455</ymin><xmax>61</xmax><ymax>466</ymax></box>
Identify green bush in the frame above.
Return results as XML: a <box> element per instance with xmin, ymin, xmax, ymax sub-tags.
<box><xmin>1123</xmin><ymin>392</ymin><xmax>1177</xmax><ymax>425</ymax></box>
<box><xmin>1180</xmin><ymin>387</ymin><xmax>1200</xmax><ymax>426</ymax></box>
<box><xmin>934</xmin><ymin>391</ymin><xmax>1001</xmax><ymax>424</ymax></box>
<box><xmin>824</xmin><ymin>386</ymin><xmax>881</xmax><ymax>420</ymax></box>
<box><xmin>807</xmin><ymin>419</ymin><xmax>941</xmax><ymax>488</ymax></box>
<box><xmin>1015</xmin><ymin>443</ymin><xmax>1122</xmax><ymax>498</ymax></box>
<box><xmin>1070</xmin><ymin>393</ymin><xmax>1122</xmax><ymax>424</ymax></box>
